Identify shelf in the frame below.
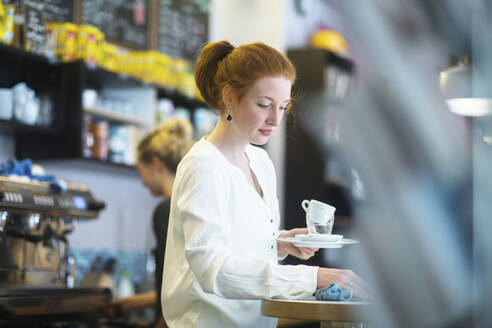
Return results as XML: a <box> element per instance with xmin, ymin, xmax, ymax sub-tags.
<box><xmin>157</xmin><ymin>87</ymin><xmax>208</xmax><ymax>110</ymax></box>
<box><xmin>0</xmin><ymin>44</ymin><xmax>59</xmax><ymax>66</ymax></box>
<box><xmin>83</xmin><ymin>107</ymin><xmax>153</xmax><ymax>127</ymax></box>
<box><xmin>0</xmin><ymin>119</ymin><xmax>60</xmax><ymax>136</ymax></box>
<box><xmin>83</xmin><ymin>62</ymin><xmax>145</xmax><ymax>89</ymax></box>
<box><xmin>36</xmin><ymin>158</ymin><xmax>139</xmax><ymax>176</ymax></box>
<box><xmin>83</xmin><ymin>62</ymin><xmax>208</xmax><ymax>109</ymax></box>
<box><xmin>0</xmin><ymin>45</ymin><xmax>209</xmax><ymax>170</ymax></box>
<box><xmin>0</xmin><ymin>45</ymin><xmax>208</xmax><ymax>110</ymax></box>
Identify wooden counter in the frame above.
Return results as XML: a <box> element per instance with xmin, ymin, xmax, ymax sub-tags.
<box><xmin>262</xmin><ymin>298</ymin><xmax>375</xmax><ymax>327</ymax></box>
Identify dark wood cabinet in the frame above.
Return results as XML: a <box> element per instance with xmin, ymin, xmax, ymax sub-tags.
<box><xmin>0</xmin><ymin>45</ymin><xmax>208</xmax><ymax>168</ymax></box>
<box><xmin>0</xmin><ymin>44</ymin><xmax>67</xmax><ymax>136</ymax></box>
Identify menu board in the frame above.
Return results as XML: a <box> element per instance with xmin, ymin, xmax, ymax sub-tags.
<box><xmin>23</xmin><ymin>0</ymin><xmax>46</xmax><ymax>53</ymax></box>
<box><xmin>2</xmin><ymin>0</ymin><xmax>21</xmax><ymax>6</ymax></box>
<box><xmin>82</xmin><ymin>0</ymin><xmax>149</xmax><ymax>49</ymax></box>
<box><xmin>41</xmin><ymin>0</ymin><xmax>74</xmax><ymax>22</ymax></box>
<box><xmin>158</xmin><ymin>0</ymin><xmax>209</xmax><ymax>60</ymax></box>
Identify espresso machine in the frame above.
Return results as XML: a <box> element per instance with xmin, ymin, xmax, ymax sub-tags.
<box><xmin>0</xmin><ymin>175</ymin><xmax>110</xmax><ymax>327</ymax></box>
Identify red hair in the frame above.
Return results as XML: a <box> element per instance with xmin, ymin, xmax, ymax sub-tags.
<box><xmin>195</xmin><ymin>40</ymin><xmax>296</xmax><ymax>111</ymax></box>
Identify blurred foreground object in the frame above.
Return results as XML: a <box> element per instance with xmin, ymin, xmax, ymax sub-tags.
<box><xmin>322</xmin><ymin>0</ymin><xmax>482</xmax><ymax>327</ymax></box>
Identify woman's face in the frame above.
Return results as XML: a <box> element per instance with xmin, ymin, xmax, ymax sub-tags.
<box><xmin>136</xmin><ymin>159</ymin><xmax>164</xmax><ymax>196</ymax></box>
<box><xmin>231</xmin><ymin>76</ymin><xmax>292</xmax><ymax>145</ymax></box>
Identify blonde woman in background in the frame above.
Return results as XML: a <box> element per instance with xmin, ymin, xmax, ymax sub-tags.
<box><xmin>110</xmin><ymin>118</ymin><xmax>194</xmax><ymax>328</ymax></box>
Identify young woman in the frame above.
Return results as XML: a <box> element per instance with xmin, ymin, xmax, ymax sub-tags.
<box><xmin>162</xmin><ymin>41</ymin><xmax>368</xmax><ymax>328</ymax></box>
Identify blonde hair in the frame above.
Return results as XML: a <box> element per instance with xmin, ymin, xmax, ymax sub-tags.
<box><xmin>195</xmin><ymin>40</ymin><xmax>296</xmax><ymax>111</ymax></box>
<box><xmin>137</xmin><ymin>119</ymin><xmax>194</xmax><ymax>173</ymax></box>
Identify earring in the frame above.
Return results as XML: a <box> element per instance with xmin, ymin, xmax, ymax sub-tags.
<box><xmin>226</xmin><ymin>113</ymin><xmax>232</xmax><ymax>121</ymax></box>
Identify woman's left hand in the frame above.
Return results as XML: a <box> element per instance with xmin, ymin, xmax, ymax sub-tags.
<box><xmin>277</xmin><ymin>228</ymin><xmax>319</xmax><ymax>260</ymax></box>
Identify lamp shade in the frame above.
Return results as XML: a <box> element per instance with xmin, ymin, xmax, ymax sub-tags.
<box><xmin>440</xmin><ymin>65</ymin><xmax>471</xmax><ymax>99</ymax></box>
<box><xmin>440</xmin><ymin>64</ymin><xmax>492</xmax><ymax>116</ymax></box>
<box><xmin>446</xmin><ymin>98</ymin><xmax>492</xmax><ymax>117</ymax></box>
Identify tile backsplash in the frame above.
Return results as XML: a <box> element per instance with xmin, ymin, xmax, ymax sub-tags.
<box><xmin>70</xmin><ymin>248</ymin><xmax>155</xmax><ymax>294</ymax></box>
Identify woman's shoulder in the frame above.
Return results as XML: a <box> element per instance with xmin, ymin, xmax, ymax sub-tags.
<box><xmin>177</xmin><ymin>139</ymin><xmax>224</xmax><ymax>174</ymax></box>
<box><xmin>183</xmin><ymin>139</ymin><xmax>216</xmax><ymax>159</ymax></box>
<box><xmin>174</xmin><ymin>140</ymin><xmax>227</xmax><ymax>194</ymax></box>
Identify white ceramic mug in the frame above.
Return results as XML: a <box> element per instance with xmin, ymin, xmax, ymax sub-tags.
<box><xmin>301</xmin><ymin>199</ymin><xmax>336</xmax><ymax>234</ymax></box>
<box><xmin>0</xmin><ymin>88</ymin><xmax>13</xmax><ymax>120</ymax></box>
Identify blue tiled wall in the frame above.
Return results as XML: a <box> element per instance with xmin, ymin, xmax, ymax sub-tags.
<box><xmin>70</xmin><ymin>248</ymin><xmax>155</xmax><ymax>293</ymax></box>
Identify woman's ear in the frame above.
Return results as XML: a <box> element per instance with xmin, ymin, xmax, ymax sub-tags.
<box><xmin>152</xmin><ymin>156</ymin><xmax>173</xmax><ymax>177</ymax></box>
<box><xmin>151</xmin><ymin>156</ymin><xmax>165</xmax><ymax>171</ymax></box>
<box><xmin>221</xmin><ymin>84</ymin><xmax>236</xmax><ymax>109</ymax></box>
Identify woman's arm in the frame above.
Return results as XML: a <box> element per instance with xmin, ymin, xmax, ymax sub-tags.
<box><xmin>109</xmin><ymin>290</ymin><xmax>157</xmax><ymax>314</ymax></box>
<box><xmin>176</xmin><ymin>159</ymin><xmax>319</xmax><ymax>300</ymax></box>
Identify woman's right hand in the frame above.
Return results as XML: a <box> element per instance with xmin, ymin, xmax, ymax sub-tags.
<box><xmin>317</xmin><ymin>268</ymin><xmax>371</xmax><ymax>299</ymax></box>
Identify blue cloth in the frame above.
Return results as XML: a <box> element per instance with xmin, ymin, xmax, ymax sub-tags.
<box><xmin>0</xmin><ymin>158</ymin><xmax>67</xmax><ymax>192</ymax></box>
<box><xmin>315</xmin><ymin>283</ymin><xmax>352</xmax><ymax>302</ymax></box>
<box><xmin>0</xmin><ymin>158</ymin><xmax>32</xmax><ymax>176</ymax></box>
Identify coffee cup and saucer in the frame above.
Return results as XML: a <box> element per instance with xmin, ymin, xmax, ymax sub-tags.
<box><xmin>278</xmin><ymin>199</ymin><xmax>358</xmax><ymax>248</ymax></box>
<box><xmin>298</xmin><ymin>199</ymin><xmax>341</xmax><ymax>241</ymax></box>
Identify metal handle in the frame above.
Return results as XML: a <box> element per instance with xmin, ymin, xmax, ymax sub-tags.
<box><xmin>301</xmin><ymin>199</ymin><xmax>310</xmax><ymax>213</ymax></box>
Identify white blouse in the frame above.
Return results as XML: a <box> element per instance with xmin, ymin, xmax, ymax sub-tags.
<box><xmin>162</xmin><ymin>138</ymin><xmax>318</xmax><ymax>328</ymax></box>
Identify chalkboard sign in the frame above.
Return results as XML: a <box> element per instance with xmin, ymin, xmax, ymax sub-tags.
<box><xmin>42</xmin><ymin>0</ymin><xmax>74</xmax><ymax>22</ymax></box>
<box><xmin>23</xmin><ymin>0</ymin><xmax>46</xmax><ymax>53</ymax></box>
<box><xmin>82</xmin><ymin>0</ymin><xmax>149</xmax><ymax>50</ymax></box>
<box><xmin>2</xmin><ymin>0</ymin><xmax>21</xmax><ymax>7</ymax></box>
<box><xmin>158</xmin><ymin>0</ymin><xmax>209</xmax><ymax>60</ymax></box>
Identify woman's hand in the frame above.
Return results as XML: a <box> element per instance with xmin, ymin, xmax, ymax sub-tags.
<box><xmin>105</xmin><ymin>291</ymin><xmax>157</xmax><ymax>318</ymax></box>
<box><xmin>277</xmin><ymin>228</ymin><xmax>319</xmax><ymax>260</ymax></box>
<box><xmin>317</xmin><ymin>267</ymin><xmax>371</xmax><ymax>299</ymax></box>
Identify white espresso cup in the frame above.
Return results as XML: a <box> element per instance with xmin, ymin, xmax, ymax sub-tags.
<box><xmin>301</xmin><ymin>199</ymin><xmax>336</xmax><ymax>234</ymax></box>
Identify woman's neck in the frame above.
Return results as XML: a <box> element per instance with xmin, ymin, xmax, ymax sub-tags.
<box><xmin>162</xmin><ymin>175</ymin><xmax>175</xmax><ymax>198</ymax></box>
<box><xmin>206</xmin><ymin>119</ymin><xmax>248</xmax><ymax>166</ymax></box>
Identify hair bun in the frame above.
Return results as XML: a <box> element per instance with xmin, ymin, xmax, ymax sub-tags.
<box><xmin>165</xmin><ymin>119</ymin><xmax>194</xmax><ymax>142</ymax></box>
<box><xmin>220</xmin><ymin>41</ymin><xmax>235</xmax><ymax>60</ymax></box>
<box><xmin>195</xmin><ymin>40</ymin><xmax>236</xmax><ymax>109</ymax></box>
<box><xmin>137</xmin><ymin>118</ymin><xmax>194</xmax><ymax>173</ymax></box>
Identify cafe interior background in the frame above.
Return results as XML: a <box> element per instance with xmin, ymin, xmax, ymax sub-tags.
<box><xmin>1</xmin><ymin>0</ymin><xmax>491</xmax><ymax>327</ymax></box>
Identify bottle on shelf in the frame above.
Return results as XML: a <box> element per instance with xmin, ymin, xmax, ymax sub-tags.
<box><xmin>82</xmin><ymin>115</ymin><xmax>94</xmax><ymax>158</ymax></box>
<box><xmin>91</xmin><ymin>121</ymin><xmax>109</xmax><ymax>161</ymax></box>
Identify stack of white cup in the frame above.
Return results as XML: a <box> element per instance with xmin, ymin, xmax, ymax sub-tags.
<box><xmin>0</xmin><ymin>88</ymin><xmax>13</xmax><ymax>120</ymax></box>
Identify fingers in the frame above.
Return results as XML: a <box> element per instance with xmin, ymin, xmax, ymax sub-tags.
<box><xmin>346</xmin><ymin>270</ymin><xmax>372</xmax><ymax>299</ymax></box>
<box><xmin>344</xmin><ymin>279</ymin><xmax>368</xmax><ymax>299</ymax></box>
<box><xmin>293</xmin><ymin>227</ymin><xmax>309</xmax><ymax>235</ymax></box>
<box><xmin>336</xmin><ymin>271</ymin><xmax>367</xmax><ymax>299</ymax></box>
<box><xmin>281</xmin><ymin>228</ymin><xmax>309</xmax><ymax>238</ymax></box>
<box><xmin>317</xmin><ymin>268</ymin><xmax>372</xmax><ymax>300</ymax></box>
<box><xmin>352</xmin><ymin>272</ymin><xmax>370</xmax><ymax>295</ymax></box>
<box><xmin>297</xmin><ymin>246</ymin><xmax>319</xmax><ymax>259</ymax></box>
<box><xmin>352</xmin><ymin>283</ymin><xmax>371</xmax><ymax>300</ymax></box>
<box><xmin>285</xmin><ymin>244</ymin><xmax>318</xmax><ymax>260</ymax></box>
<box><xmin>278</xmin><ymin>236</ymin><xmax>319</xmax><ymax>260</ymax></box>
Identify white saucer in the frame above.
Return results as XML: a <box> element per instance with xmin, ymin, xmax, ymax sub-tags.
<box><xmin>295</xmin><ymin>234</ymin><xmax>343</xmax><ymax>242</ymax></box>
<box><xmin>278</xmin><ymin>237</ymin><xmax>359</xmax><ymax>248</ymax></box>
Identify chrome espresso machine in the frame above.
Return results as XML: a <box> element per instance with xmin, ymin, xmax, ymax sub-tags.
<box><xmin>0</xmin><ymin>175</ymin><xmax>109</xmax><ymax>327</ymax></box>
